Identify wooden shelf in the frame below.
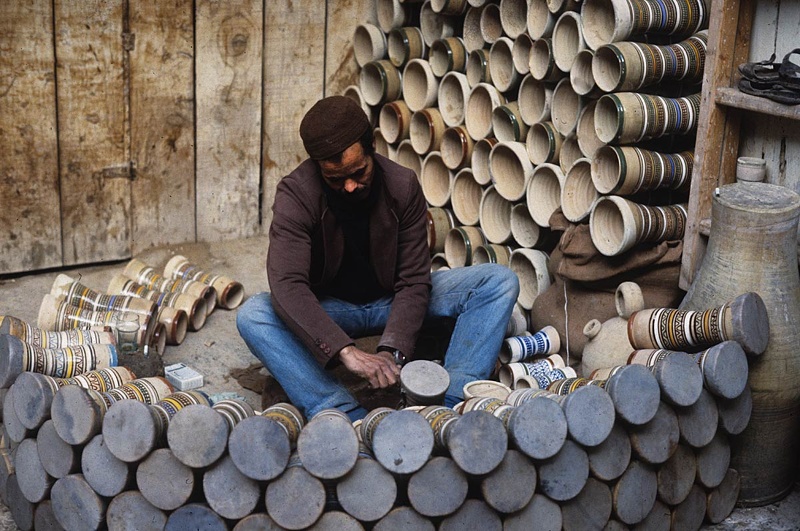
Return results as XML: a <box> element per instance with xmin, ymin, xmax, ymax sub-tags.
<box><xmin>716</xmin><ymin>87</ymin><xmax>800</xmax><ymax>121</ymax></box>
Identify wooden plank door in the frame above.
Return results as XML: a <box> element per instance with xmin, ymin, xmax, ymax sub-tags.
<box><xmin>196</xmin><ymin>0</ymin><xmax>263</xmax><ymax>243</ymax></box>
<box><xmin>129</xmin><ymin>0</ymin><xmax>196</xmax><ymax>252</ymax></box>
<box><xmin>55</xmin><ymin>0</ymin><xmax>131</xmax><ymax>266</ymax></box>
<box><xmin>0</xmin><ymin>1</ymin><xmax>62</xmax><ymax>274</ymax></box>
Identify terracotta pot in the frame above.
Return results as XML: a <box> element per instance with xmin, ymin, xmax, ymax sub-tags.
<box><xmin>403</xmin><ymin>59</ymin><xmax>438</xmax><ymax>112</ymax></box>
<box><xmin>736</xmin><ymin>156</ymin><xmax>766</xmax><ymax>183</ymax></box>
<box><xmin>552</xmin><ymin>11</ymin><xmax>585</xmax><ymax>72</ymax></box>
<box><xmin>462</xmin><ymin>5</ymin><xmax>489</xmax><ymax>53</ymax></box>
<box><xmin>581</xmin><ymin>0</ymin><xmax>709</xmax><ymax>51</ymax></box>
<box><xmin>492</xmin><ymin>102</ymin><xmax>529</xmax><ymax>143</ymax></box>
<box><xmin>375</xmin><ymin>128</ymin><xmax>398</xmax><ymax>159</ymax></box>
<box><xmin>512</xmin><ymin>34</ymin><xmax>534</xmax><ymax>76</ymax></box>
<box><xmin>509</xmin><ymin>249</ymin><xmax>552</xmax><ymax>310</ymax></box>
<box><xmin>518</xmin><ymin>74</ymin><xmax>553</xmax><ymax>126</ymax></box>
<box><xmin>354</xmin><ymin>23</ymin><xmax>388</xmax><ymax>68</ymax></box>
<box><xmin>489</xmin><ymin>37</ymin><xmax>521</xmax><ymax>93</ymax></box>
<box><xmin>529</xmin><ymin>38</ymin><xmax>564</xmax><ymax>82</ymax></box>
<box><xmin>561</xmin><ymin>158</ymin><xmax>599</xmax><ymax>223</ymax></box>
<box><xmin>420</xmin><ymin>151</ymin><xmax>453</xmax><ymax>206</ymax></box>
<box><xmin>440</xmin><ymin>125</ymin><xmax>474</xmax><ymax>170</ymax></box>
<box><xmin>570</xmin><ymin>49</ymin><xmax>601</xmax><ymax>97</ymax></box>
<box><xmin>589</xmin><ymin>196</ymin><xmax>687</xmax><ymax>256</ymax></box>
<box><xmin>377</xmin><ymin>0</ymin><xmax>417</xmax><ymax>33</ymax></box>
<box><xmin>471</xmin><ymin>243</ymin><xmax>514</xmax><ymax>266</ymax></box>
<box><xmin>591</xmin><ymin>145</ymin><xmax>693</xmax><ymax>195</ymax></box>
<box><xmin>489</xmin><ymin>140</ymin><xmax>534</xmax><ymax>201</ymax></box>
<box><xmin>527</xmin><ymin>0</ymin><xmax>557</xmax><ymax>39</ymax></box>
<box><xmin>465</xmin><ymin>83</ymin><xmax>507</xmax><ymax>140</ymax></box>
<box><xmin>526</xmin><ymin>163</ymin><xmax>565</xmax><ymax>227</ymax></box>
<box><xmin>479</xmin><ymin>2</ymin><xmax>503</xmax><ymax>44</ymax></box>
<box><xmin>511</xmin><ymin>203</ymin><xmax>551</xmax><ymax>248</ymax></box>
<box><xmin>343</xmin><ymin>85</ymin><xmax>377</xmax><ymax>127</ymax></box>
<box><xmin>430</xmin><ymin>0</ymin><xmax>469</xmax><ymax>16</ymax></box>
<box><xmin>580</xmin><ymin>282</ymin><xmax>644</xmax><ymax>377</ymax></box>
<box><xmin>450</xmin><ymin>167</ymin><xmax>482</xmax><ymax>225</ymax></box>
<box><xmin>438</xmin><ymin>71</ymin><xmax>470</xmax><ymax>127</ymax></box>
<box><xmin>526</xmin><ymin>121</ymin><xmax>563</xmax><ymax>165</ymax></box>
<box><xmin>360</xmin><ymin>60</ymin><xmax>403</xmax><ymax>106</ymax></box>
<box><xmin>410</xmin><ymin>107</ymin><xmax>446</xmax><ymax>154</ymax></box>
<box><xmin>680</xmin><ymin>183</ymin><xmax>800</xmax><ymax>505</ymax></box>
<box><xmin>430</xmin><ymin>37</ymin><xmax>467</xmax><ymax>77</ymax></box>
<box><xmin>559</xmin><ymin>134</ymin><xmax>582</xmax><ymax>174</ymax></box>
<box><xmin>471</xmin><ymin>137</ymin><xmax>498</xmax><ymax>185</ymax></box>
<box><xmin>593</xmin><ymin>31</ymin><xmax>707</xmax><ymax>92</ymax></box>
<box><xmin>387</xmin><ymin>27</ymin><xmax>427</xmax><ymax>68</ymax></box>
<box><xmin>550</xmin><ymin>77</ymin><xmax>584</xmax><ymax>137</ymax></box>
<box><xmin>466</xmin><ymin>49</ymin><xmax>492</xmax><ymax>88</ymax></box>
<box><xmin>479</xmin><ymin>185</ymin><xmax>514</xmax><ymax>244</ymax></box>
<box><xmin>444</xmin><ymin>226</ymin><xmax>487</xmax><ymax>267</ymax></box>
<box><xmin>427</xmin><ymin>207</ymin><xmax>456</xmax><ymax>253</ymax></box>
<box><xmin>499</xmin><ymin>0</ymin><xmax>529</xmax><ymax>38</ymax></box>
<box><xmin>379</xmin><ymin>100</ymin><xmax>413</xmax><ymax>143</ymax></box>
<box><xmin>594</xmin><ymin>92</ymin><xmax>701</xmax><ymax>145</ymax></box>
<box><xmin>420</xmin><ymin>0</ymin><xmax>457</xmax><ymax>47</ymax></box>
<box><xmin>575</xmin><ymin>100</ymin><xmax>603</xmax><ymax>158</ymax></box>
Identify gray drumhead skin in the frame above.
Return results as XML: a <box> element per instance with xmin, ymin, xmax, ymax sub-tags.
<box><xmin>730</xmin><ymin>291</ymin><xmax>769</xmax><ymax>355</ymax></box>
<box><xmin>136</xmin><ymin>449</ymin><xmax>196</xmax><ymax>511</ymax></box>
<box><xmin>507</xmin><ymin>396</ymin><xmax>567</xmax><ymax>460</ymax></box>
<box><xmin>560</xmin><ymin>384</ymin><xmax>616</xmax><ymax>447</ymax></box>
<box><xmin>695</xmin><ymin>432</ymin><xmax>731</xmax><ymax>489</ymax></box>
<box><xmin>612</xmin><ymin>461</ymin><xmax>657</xmax><ymax>525</ymax></box>
<box><xmin>0</xmin><ymin>334</ymin><xmax>25</xmax><ymax>388</ymax></box>
<box><xmin>106</xmin><ymin>491</ymin><xmax>168</xmax><ymax>531</ymax></box>
<box><xmin>447</xmin><ymin>410</ymin><xmax>508</xmax><ymax>476</ymax></box>
<box><xmin>561</xmin><ymin>477</ymin><xmax>613</xmax><ymax>531</ymax></box>
<box><xmin>265</xmin><ymin>465</ymin><xmax>326</xmax><ymax>529</ymax></box>
<box><xmin>587</xmin><ymin>422</ymin><xmax>631</xmax><ymax>482</ymax></box>
<box><xmin>297</xmin><ymin>414</ymin><xmax>359</xmax><ymax>480</ymax></box>
<box><xmin>605</xmin><ymin>364</ymin><xmax>661</xmax><ymax>426</ymax></box>
<box><xmin>203</xmin><ymin>455</ymin><xmax>261</xmax><ymax>520</ymax></box>
<box><xmin>371</xmin><ymin>409</ymin><xmax>435</xmax><ymax>474</ymax></box>
<box><xmin>700</xmin><ymin>341</ymin><xmax>749</xmax><ymax>399</ymax></box>
<box><xmin>336</xmin><ymin>457</ymin><xmax>397</xmax><ymax>522</ymax></box>
<box><xmin>651</xmin><ymin>351</ymin><xmax>704</xmax><ymax>408</ymax></box>
<box><xmin>657</xmin><ymin>444</ymin><xmax>696</xmax><ymax>506</ymax></box>
<box><xmin>373</xmin><ymin>506</ymin><xmax>435</xmax><ymax>531</ymax></box>
<box><xmin>706</xmin><ymin>468</ymin><xmax>740</xmax><ymax>524</ymax></box>
<box><xmin>503</xmin><ymin>494</ymin><xmax>563</xmax><ymax>531</ymax></box>
<box><xmin>676</xmin><ymin>388</ymin><xmax>718</xmax><ymax>448</ymax></box>
<box><xmin>716</xmin><ymin>385</ymin><xmax>752</xmax><ymax>436</ymax></box>
<box><xmin>635</xmin><ymin>500</ymin><xmax>672</xmax><ymax>531</ymax></box>
<box><xmin>165</xmin><ymin>503</ymin><xmax>227</xmax><ymax>531</ymax></box>
<box><xmin>407</xmin><ymin>456</ymin><xmax>468</xmax><ymax>517</ymax></box>
<box><xmin>81</xmin><ymin>434</ymin><xmax>132</xmax><ymax>498</ymax></box>
<box><xmin>102</xmin><ymin>400</ymin><xmax>159</xmax><ymax>463</ymax></box>
<box><xmin>401</xmin><ymin>360</ymin><xmax>450</xmax><ymax>405</ymax></box>
<box><xmin>51</xmin><ymin>386</ymin><xmax>104</xmax><ymax>446</ymax></box>
<box><xmin>33</xmin><ymin>500</ymin><xmax>62</xmax><ymax>531</ymax></box>
<box><xmin>12</xmin><ymin>372</ymin><xmax>55</xmax><ymax>430</ymax></box>
<box><xmin>670</xmin><ymin>484</ymin><xmax>707</xmax><ymax>531</ymax></box>
<box><xmin>14</xmin><ymin>438</ymin><xmax>53</xmax><ymax>504</ymax></box>
<box><xmin>3</xmin><ymin>386</ymin><xmax>31</xmax><ymax>444</ymax></box>
<box><xmin>228</xmin><ymin>415</ymin><xmax>291</xmax><ymax>481</ymax></box>
<box><xmin>306</xmin><ymin>510</ymin><xmax>365</xmax><ymax>531</ymax></box>
<box><xmin>50</xmin><ymin>474</ymin><xmax>107</xmax><ymax>531</ymax></box>
<box><xmin>629</xmin><ymin>401</ymin><xmax>680</xmax><ymax>465</ymax></box>
<box><xmin>167</xmin><ymin>404</ymin><xmax>229</xmax><ymax>469</ymax></box>
<box><xmin>232</xmin><ymin>513</ymin><xmax>285</xmax><ymax>531</ymax></box>
<box><xmin>438</xmin><ymin>499</ymin><xmax>502</xmax><ymax>531</ymax></box>
<box><xmin>37</xmin><ymin>420</ymin><xmax>81</xmax><ymax>479</ymax></box>
<box><xmin>480</xmin><ymin>449</ymin><xmax>537</xmax><ymax>514</ymax></box>
<box><xmin>6</xmin><ymin>474</ymin><xmax>35</xmax><ymax>531</ymax></box>
<box><xmin>538</xmin><ymin>440</ymin><xmax>590</xmax><ymax>502</ymax></box>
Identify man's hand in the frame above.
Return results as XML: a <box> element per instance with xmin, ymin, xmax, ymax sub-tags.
<box><xmin>338</xmin><ymin>345</ymin><xmax>401</xmax><ymax>389</ymax></box>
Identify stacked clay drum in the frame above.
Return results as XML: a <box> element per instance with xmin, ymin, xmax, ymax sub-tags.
<box><xmin>353</xmin><ymin>0</ymin><xmax>708</xmax><ymax>319</ymax></box>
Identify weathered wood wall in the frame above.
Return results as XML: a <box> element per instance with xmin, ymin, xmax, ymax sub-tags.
<box><xmin>740</xmin><ymin>1</ymin><xmax>800</xmax><ymax>197</ymax></box>
<box><xmin>0</xmin><ymin>0</ymin><xmax>372</xmax><ymax>275</ymax></box>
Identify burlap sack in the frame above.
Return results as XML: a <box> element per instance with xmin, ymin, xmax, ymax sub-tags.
<box><xmin>530</xmin><ymin>211</ymin><xmax>685</xmax><ymax>360</ymax></box>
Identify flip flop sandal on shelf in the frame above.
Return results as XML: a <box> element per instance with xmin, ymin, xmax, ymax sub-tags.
<box><xmin>738</xmin><ymin>78</ymin><xmax>800</xmax><ymax>106</ymax></box>
<box><xmin>778</xmin><ymin>48</ymin><xmax>800</xmax><ymax>90</ymax></box>
<box><xmin>739</xmin><ymin>53</ymin><xmax>781</xmax><ymax>83</ymax></box>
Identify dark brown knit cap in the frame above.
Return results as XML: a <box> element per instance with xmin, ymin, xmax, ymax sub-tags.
<box><xmin>299</xmin><ymin>95</ymin><xmax>371</xmax><ymax>160</ymax></box>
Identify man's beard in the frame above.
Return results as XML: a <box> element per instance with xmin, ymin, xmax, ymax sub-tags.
<box><xmin>337</xmin><ymin>185</ymin><xmax>371</xmax><ymax>204</ymax></box>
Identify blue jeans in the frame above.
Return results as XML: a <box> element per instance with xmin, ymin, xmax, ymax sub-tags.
<box><xmin>236</xmin><ymin>263</ymin><xmax>519</xmax><ymax>421</ymax></box>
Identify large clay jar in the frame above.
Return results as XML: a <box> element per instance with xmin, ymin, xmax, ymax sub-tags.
<box><xmin>581</xmin><ymin>282</ymin><xmax>644</xmax><ymax>377</ymax></box>
<box><xmin>680</xmin><ymin>182</ymin><xmax>800</xmax><ymax>506</ymax></box>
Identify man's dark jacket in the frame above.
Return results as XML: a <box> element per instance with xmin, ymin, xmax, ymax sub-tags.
<box><xmin>267</xmin><ymin>153</ymin><xmax>432</xmax><ymax>366</ymax></box>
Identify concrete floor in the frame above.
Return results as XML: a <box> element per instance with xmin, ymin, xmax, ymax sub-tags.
<box><xmin>0</xmin><ymin>235</ymin><xmax>799</xmax><ymax>529</ymax></box>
